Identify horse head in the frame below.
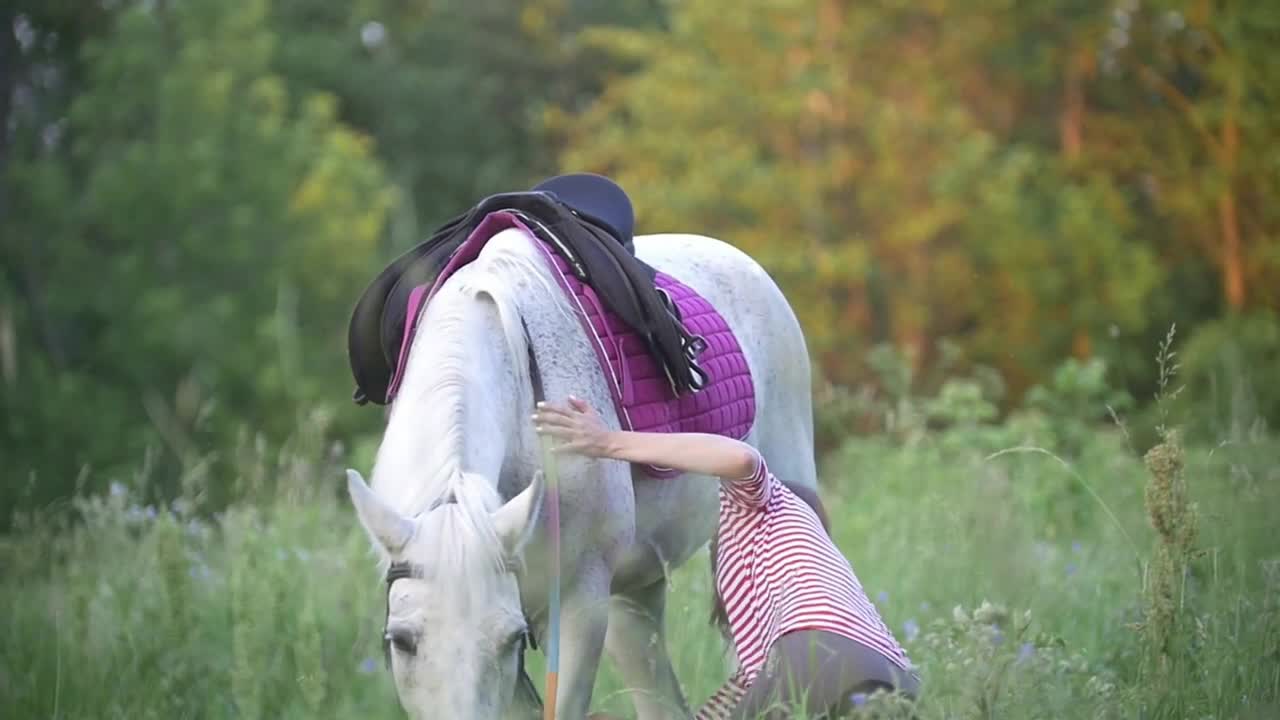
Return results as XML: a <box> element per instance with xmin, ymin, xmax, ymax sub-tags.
<box><xmin>347</xmin><ymin>468</ymin><xmax>545</xmax><ymax>719</ymax></box>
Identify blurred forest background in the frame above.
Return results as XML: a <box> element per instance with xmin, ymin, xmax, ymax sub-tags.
<box><xmin>5</xmin><ymin>3</ymin><xmax>1280</xmax><ymax>719</ymax></box>
<box><xmin>3</xmin><ymin>0</ymin><xmax>1279</xmax><ymax>518</ymax></box>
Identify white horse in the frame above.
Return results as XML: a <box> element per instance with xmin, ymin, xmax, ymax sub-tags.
<box><xmin>346</xmin><ymin>228</ymin><xmax>817</xmax><ymax>719</ymax></box>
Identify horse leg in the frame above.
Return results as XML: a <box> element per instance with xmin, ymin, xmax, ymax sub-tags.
<box><xmin>554</xmin><ymin>562</ymin><xmax>614</xmax><ymax>719</ymax></box>
<box><xmin>605</xmin><ymin>578</ymin><xmax>689</xmax><ymax>720</ymax></box>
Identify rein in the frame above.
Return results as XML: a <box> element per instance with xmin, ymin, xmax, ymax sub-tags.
<box><xmin>524</xmin><ymin>320</ymin><xmax>563</xmax><ymax>720</ymax></box>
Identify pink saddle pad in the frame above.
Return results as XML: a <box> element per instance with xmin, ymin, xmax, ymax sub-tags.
<box><xmin>388</xmin><ymin>212</ymin><xmax>756</xmax><ymax>478</ymax></box>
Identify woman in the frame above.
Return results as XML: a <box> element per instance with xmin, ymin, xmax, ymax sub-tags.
<box><xmin>534</xmin><ymin>396</ymin><xmax>920</xmax><ymax>719</ymax></box>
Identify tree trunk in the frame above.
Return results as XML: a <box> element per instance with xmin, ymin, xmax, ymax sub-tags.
<box><xmin>1072</xmin><ymin>328</ymin><xmax>1092</xmax><ymax>359</ymax></box>
<box><xmin>1060</xmin><ymin>48</ymin><xmax>1087</xmax><ymax>162</ymax></box>
<box><xmin>1218</xmin><ymin>69</ymin><xmax>1245</xmax><ymax>311</ymax></box>
<box><xmin>0</xmin><ymin>8</ymin><xmax>18</xmax><ymax>224</ymax></box>
<box><xmin>1063</xmin><ymin>46</ymin><xmax>1090</xmax><ymax>356</ymax></box>
<box><xmin>0</xmin><ymin>301</ymin><xmax>14</xmax><ymax>387</ymax></box>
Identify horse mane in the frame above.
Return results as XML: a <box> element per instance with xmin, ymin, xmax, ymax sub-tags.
<box><xmin>365</xmin><ymin>227</ymin><xmax>573</xmax><ymax>569</ymax></box>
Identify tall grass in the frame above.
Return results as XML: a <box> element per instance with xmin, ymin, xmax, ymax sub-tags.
<box><xmin>3</xmin><ymin>373</ymin><xmax>1279</xmax><ymax>718</ymax></box>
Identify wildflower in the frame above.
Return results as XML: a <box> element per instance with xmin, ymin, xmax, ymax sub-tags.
<box><xmin>903</xmin><ymin>619</ymin><xmax>919</xmax><ymax>642</ymax></box>
<box><xmin>990</xmin><ymin>626</ymin><xmax>1005</xmax><ymax>646</ymax></box>
<box><xmin>1066</xmin><ymin>562</ymin><xmax>1078</xmax><ymax>577</ymax></box>
<box><xmin>144</xmin><ymin>505</ymin><xmax>157</xmax><ymax>519</ymax></box>
<box><xmin>1071</xmin><ymin>540</ymin><xmax>1084</xmax><ymax>554</ymax></box>
<box><xmin>109</xmin><ymin>482</ymin><xmax>127</xmax><ymax>498</ymax></box>
<box><xmin>359</xmin><ymin>657</ymin><xmax>378</xmax><ymax>674</ymax></box>
<box><xmin>1017</xmin><ymin>642</ymin><xmax>1035</xmax><ymax>663</ymax></box>
<box><xmin>849</xmin><ymin>692</ymin><xmax>867</xmax><ymax>707</ymax></box>
<box><xmin>973</xmin><ymin>600</ymin><xmax>1008</xmax><ymax>625</ymax></box>
<box><xmin>876</xmin><ymin>590</ymin><xmax>889</xmax><ymax>604</ymax></box>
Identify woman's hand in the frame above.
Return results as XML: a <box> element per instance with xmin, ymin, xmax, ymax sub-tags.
<box><xmin>533</xmin><ymin>396</ymin><xmax>617</xmax><ymax>458</ymax></box>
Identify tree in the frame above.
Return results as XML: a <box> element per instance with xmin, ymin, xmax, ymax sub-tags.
<box><xmin>1</xmin><ymin>0</ymin><xmax>395</xmax><ymax>515</ymax></box>
<box><xmin>552</xmin><ymin>0</ymin><xmax>1161</xmax><ymax>398</ymax></box>
<box><xmin>1110</xmin><ymin>0</ymin><xmax>1280</xmax><ymax>313</ymax></box>
<box><xmin>264</xmin><ymin>0</ymin><xmax>670</xmax><ymax>247</ymax></box>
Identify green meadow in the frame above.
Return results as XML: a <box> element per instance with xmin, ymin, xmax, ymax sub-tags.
<box><xmin>5</xmin><ymin>357</ymin><xmax>1277</xmax><ymax>719</ymax></box>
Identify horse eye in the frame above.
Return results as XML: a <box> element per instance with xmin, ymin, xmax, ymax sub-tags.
<box><xmin>385</xmin><ymin>628</ymin><xmax>418</xmax><ymax>656</ymax></box>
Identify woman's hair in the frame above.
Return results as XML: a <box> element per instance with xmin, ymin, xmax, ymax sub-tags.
<box><xmin>708</xmin><ymin>480</ymin><xmax>832</xmax><ymax>636</ymax></box>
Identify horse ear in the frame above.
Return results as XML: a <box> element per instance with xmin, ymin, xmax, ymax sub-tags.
<box><xmin>492</xmin><ymin>471</ymin><xmax>545</xmax><ymax>559</ymax></box>
<box><xmin>346</xmin><ymin>469</ymin><xmax>415</xmax><ymax>553</ymax></box>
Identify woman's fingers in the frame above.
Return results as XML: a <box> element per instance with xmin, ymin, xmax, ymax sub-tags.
<box><xmin>567</xmin><ymin>395</ymin><xmax>591</xmax><ymax>413</ymax></box>
<box><xmin>534</xmin><ymin>401</ymin><xmax>575</xmax><ymax>418</ymax></box>
<box><xmin>532</xmin><ymin>412</ymin><xmax>578</xmax><ymax>429</ymax></box>
<box><xmin>535</xmin><ymin>423</ymin><xmax>576</xmax><ymax>438</ymax></box>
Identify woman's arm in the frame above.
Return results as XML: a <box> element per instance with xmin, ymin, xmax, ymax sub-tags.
<box><xmin>532</xmin><ymin>397</ymin><xmax>759</xmax><ymax>481</ymax></box>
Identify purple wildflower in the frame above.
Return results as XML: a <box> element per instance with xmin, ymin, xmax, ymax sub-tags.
<box><xmin>990</xmin><ymin>626</ymin><xmax>1004</xmax><ymax>646</ymax></box>
<box><xmin>109</xmin><ymin>482</ymin><xmax>127</xmax><ymax>498</ymax></box>
<box><xmin>359</xmin><ymin>657</ymin><xmax>378</xmax><ymax>674</ymax></box>
<box><xmin>1071</xmin><ymin>540</ymin><xmax>1084</xmax><ymax>554</ymax></box>
<box><xmin>1017</xmin><ymin>642</ymin><xmax>1035</xmax><ymax>663</ymax></box>
<box><xmin>876</xmin><ymin>590</ymin><xmax>889</xmax><ymax>604</ymax></box>
<box><xmin>903</xmin><ymin>618</ymin><xmax>919</xmax><ymax>642</ymax></box>
<box><xmin>1066</xmin><ymin>562</ymin><xmax>1078</xmax><ymax>577</ymax></box>
<box><xmin>850</xmin><ymin>692</ymin><xmax>868</xmax><ymax>707</ymax></box>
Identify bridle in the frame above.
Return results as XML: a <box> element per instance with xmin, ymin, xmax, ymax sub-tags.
<box><xmin>378</xmin><ymin>320</ymin><xmax>550</xmax><ymax>712</ymax></box>
<box><xmin>381</xmin><ymin>557</ymin><xmax>544</xmax><ymax>710</ymax></box>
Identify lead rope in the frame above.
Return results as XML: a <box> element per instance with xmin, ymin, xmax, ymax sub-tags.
<box><xmin>525</xmin><ymin>319</ymin><xmax>561</xmax><ymax>720</ymax></box>
<box><xmin>538</xmin><ymin>430</ymin><xmax>562</xmax><ymax>720</ymax></box>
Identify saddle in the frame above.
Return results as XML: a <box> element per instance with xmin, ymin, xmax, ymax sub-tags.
<box><xmin>347</xmin><ymin>179</ymin><xmax>709</xmax><ymax>406</ymax></box>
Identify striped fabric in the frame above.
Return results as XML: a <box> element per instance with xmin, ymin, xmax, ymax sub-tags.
<box><xmin>695</xmin><ymin>452</ymin><xmax>913</xmax><ymax>719</ymax></box>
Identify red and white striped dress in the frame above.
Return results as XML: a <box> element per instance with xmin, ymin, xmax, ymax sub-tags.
<box><xmin>695</xmin><ymin>451</ymin><xmax>914</xmax><ymax>719</ymax></box>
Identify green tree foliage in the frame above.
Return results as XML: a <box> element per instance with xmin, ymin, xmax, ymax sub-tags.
<box><xmin>2</xmin><ymin>0</ymin><xmax>395</xmax><ymax>512</ymax></box>
<box><xmin>263</xmin><ymin>0</ymin><xmax>669</xmax><ymax>246</ymax></box>
<box><xmin>3</xmin><ymin>0</ymin><xmax>1278</xmax><ymax>518</ymax></box>
<box><xmin>1</xmin><ymin>0</ymin><xmax>669</xmax><ymax>518</ymax></box>
<box><xmin>553</xmin><ymin>0</ymin><xmax>1277</xmax><ymax>405</ymax></box>
<box><xmin>1109</xmin><ymin>0</ymin><xmax>1280</xmax><ymax>312</ymax></box>
<box><xmin>554</xmin><ymin>0</ymin><xmax>1159</xmax><ymax>393</ymax></box>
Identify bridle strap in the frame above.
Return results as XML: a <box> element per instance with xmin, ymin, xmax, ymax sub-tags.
<box><xmin>382</xmin><ymin>561</ymin><xmax>416</xmax><ymax>668</ymax></box>
<box><xmin>381</xmin><ymin>562</ymin><xmax>544</xmax><ymax>712</ymax></box>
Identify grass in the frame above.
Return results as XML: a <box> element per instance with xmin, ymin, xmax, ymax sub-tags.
<box><xmin>3</xmin><ymin>405</ymin><xmax>1279</xmax><ymax>719</ymax></box>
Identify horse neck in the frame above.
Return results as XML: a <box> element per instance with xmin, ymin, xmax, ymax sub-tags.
<box><xmin>371</xmin><ymin>287</ymin><xmax>522</xmax><ymax>517</ymax></box>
